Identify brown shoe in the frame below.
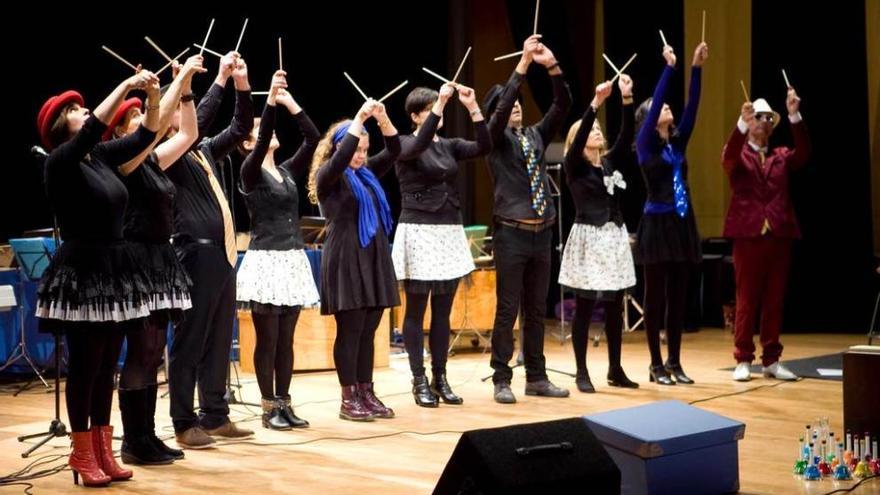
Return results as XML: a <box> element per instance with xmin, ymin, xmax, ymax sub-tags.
<box><xmin>204</xmin><ymin>420</ymin><xmax>254</xmax><ymax>439</ymax></box>
<box><xmin>175</xmin><ymin>427</ymin><xmax>216</xmax><ymax>449</ymax></box>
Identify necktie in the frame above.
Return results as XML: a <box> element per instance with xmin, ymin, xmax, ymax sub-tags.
<box><xmin>192</xmin><ymin>150</ymin><xmax>237</xmax><ymax>266</ymax></box>
<box><xmin>515</xmin><ymin>128</ymin><xmax>546</xmax><ymax>217</ymax></box>
<box><xmin>661</xmin><ymin>144</ymin><xmax>689</xmax><ymax>218</ymax></box>
<box><xmin>757</xmin><ymin>150</ymin><xmax>771</xmax><ymax>235</ymax></box>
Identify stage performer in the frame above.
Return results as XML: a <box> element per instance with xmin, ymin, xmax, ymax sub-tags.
<box><xmin>393</xmin><ymin>82</ymin><xmax>491</xmax><ymax>408</ymax></box>
<box><xmin>482</xmin><ymin>35</ymin><xmax>572</xmax><ymax>404</ymax></box>
<box><xmin>237</xmin><ymin>69</ymin><xmax>320</xmax><ymax>428</ymax></box>
<box><xmin>307</xmin><ymin>99</ymin><xmax>400</xmax><ymax>421</ymax></box>
<box><xmin>634</xmin><ymin>41</ymin><xmax>708</xmax><ymax>386</ymax></box>
<box><xmin>104</xmin><ymin>54</ymin><xmax>207</xmax><ymax>464</ymax></box>
<box><xmin>559</xmin><ymin>75</ymin><xmax>638</xmax><ymax>393</ymax></box>
<box><xmin>724</xmin><ymin>88</ymin><xmax>809</xmax><ymax>382</ymax></box>
<box><xmin>36</xmin><ymin>67</ymin><xmax>161</xmax><ymax>486</ymax></box>
<box><xmin>165</xmin><ymin>50</ymin><xmax>254</xmax><ymax>448</ymax></box>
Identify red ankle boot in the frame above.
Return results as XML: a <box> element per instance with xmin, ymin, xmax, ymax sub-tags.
<box><xmin>69</xmin><ymin>431</ymin><xmax>110</xmax><ymax>487</ymax></box>
<box><xmin>91</xmin><ymin>425</ymin><xmax>133</xmax><ymax>481</ymax></box>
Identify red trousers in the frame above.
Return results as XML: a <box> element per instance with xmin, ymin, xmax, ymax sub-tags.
<box><xmin>732</xmin><ymin>236</ymin><xmax>792</xmax><ymax>366</ymax></box>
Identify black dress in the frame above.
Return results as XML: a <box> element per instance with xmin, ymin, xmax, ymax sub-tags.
<box><xmin>36</xmin><ymin>116</ymin><xmax>157</xmax><ymax>331</ymax></box>
<box><xmin>316</xmin><ymin>132</ymin><xmax>401</xmax><ymax>315</ymax></box>
<box><xmin>119</xmin><ymin>153</ymin><xmax>192</xmax><ymax>319</ymax></box>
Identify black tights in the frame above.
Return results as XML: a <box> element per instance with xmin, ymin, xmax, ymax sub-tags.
<box><xmin>332</xmin><ymin>308</ymin><xmax>384</xmax><ymax>386</ymax></box>
<box><xmin>644</xmin><ymin>262</ymin><xmax>689</xmax><ymax>367</ymax></box>
<box><xmin>119</xmin><ymin>314</ymin><xmax>168</xmax><ymax>390</ymax></box>
<box><xmin>65</xmin><ymin>323</ymin><xmax>126</xmax><ymax>432</ymax></box>
<box><xmin>571</xmin><ymin>293</ymin><xmax>624</xmax><ymax>375</ymax></box>
<box><xmin>402</xmin><ymin>289</ymin><xmax>456</xmax><ymax>376</ymax></box>
<box><xmin>252</xmin><ymin>308</ymin><xmax>301</xmax><ymax>399</ymax></box>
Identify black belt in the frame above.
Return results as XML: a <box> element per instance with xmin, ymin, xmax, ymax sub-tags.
<box><xmin>171</xmin><ymin>236</ymin><xmax>221</xmax><ymax>247</ymax></box>
<box><xmin>497</xmin><ymin>218</ymin><xmax>555</xmax><ymax>233</ymax></box>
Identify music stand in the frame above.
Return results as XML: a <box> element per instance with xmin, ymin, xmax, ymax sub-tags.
<box><xmin>1</xmin><ymin>238</ymin><xmax>56</xmax><ymax>393</ymax></box>
<box><xmin>448</xmin><ymin>226</ymin><xmax>493</xmax><ymax>355</ymax></box>
<box><xmin>301</xmin><ymin>216</ymin><xmax>328</xmax><ymax>247</ymax></box>
<box><xmin>545</xmin><ymin>143</ymin><xmax>571</xmax><ymax>344</ymax></box>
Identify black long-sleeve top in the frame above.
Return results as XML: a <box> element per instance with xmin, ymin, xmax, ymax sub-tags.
<box><xmin>636</xmin><ymin>66</ymin><xmax>702</xmax><ymax>210</ymax></box>
<box><xmin>486</xmin><ymin>70</ymin><xmax>572</xmax><ymax>222</ymax></box>
<box><xmin>239</xmin><ymin>103</ymin><xmax>320</xmax><ymax>250</ymax></box>
<box><xmin>120</xmin><ymin>153</ymin><xmax>176</xmax><ymax>243</ymax></box>
<box><xmin>316</xmin><ymin>132</ymin><xmax>401</xmax><ymax>221</ymax></box>
<box><xmin>45</xmin><ymin>115</ymin><xmax>157</xmax><ymax>242</ymax></box>
<box><xmin>563</xmin><ymin>102</ymin><xmax>634</xmax><ymax>227</ymax></box>
<box><xmin>395</xmin><ymin>112</ymin><xmax>492</xmax><ymax>224</ymax></box>
<box><xmin>165</xmin><ymin>83</ymin><xmax>253</xmax><ymax>243</ymax></box>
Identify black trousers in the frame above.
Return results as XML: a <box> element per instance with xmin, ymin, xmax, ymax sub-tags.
<box><xmin>170</xmin><ymin>244</ymin><xmax>236</xmax><ymax>432</ymax></box>
<box><xmin>65</xmin><ymin>321</ymin><xmax>127</xmax><ymax>432</ymax></box>
<box><xmin>490</xmin><ymin>224</ymin><xmax>552</xmax><ymax>384</ymax></box>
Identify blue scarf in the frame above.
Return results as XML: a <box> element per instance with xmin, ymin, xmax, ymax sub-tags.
<box><xmin>345</xmin><ymin>167</ymin><xmax>393</xmax><ymax>248</ymax></box>
<box><xmin>661</xmin><ymin>143</ymin><xmax>689</xmax><ymax>218</ymax></box>
<box><xmin>332</xmin><ymin>120</ymin><xmax>394</xmax><ymax>247</ymax></box>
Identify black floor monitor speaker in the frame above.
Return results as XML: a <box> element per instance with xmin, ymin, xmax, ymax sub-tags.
<box><xmin>434</xmin><ymin>417</ymin><xmax>620</xmax><ymax>494</ymax></box>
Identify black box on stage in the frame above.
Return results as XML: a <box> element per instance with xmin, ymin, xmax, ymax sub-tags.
<box><xmin>433</xmin><ymin>417</ymin><xmax>620</xmax><ymax>494</ymax></box>
<box><xmin>843</xmin><ymin>346</ymin><xmax>880</xmax><ymax>435</ymax></box>
<box><xmin>584</xmin><ymin>400</ymin><xmax>744</xmax><ymax>495</ymax></box>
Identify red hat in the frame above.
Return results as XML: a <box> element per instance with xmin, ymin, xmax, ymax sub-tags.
<box><xmin>102</xmin><ymin>98</ymin><xmax>143</xmax><ymax>141</ymax></box>
<box><xmin>37</xmin><ymin>90</ymin><xmax>84</xmax><ymax>150</ymax></box>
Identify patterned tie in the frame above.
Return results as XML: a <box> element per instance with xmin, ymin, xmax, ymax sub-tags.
<box><xmin>192</xmin><ymin>150</ymin><xmax>237</xmax><ymax>266</ymax></box>
<box><xmin>661</xmin><ymin>144</ymin><xmax>689</xmax><ymax>218</ymax></box>
<box><xmin>515</xmin><ymin>128</ymin><xmax>546</xmax><ymax>217</ymax></box>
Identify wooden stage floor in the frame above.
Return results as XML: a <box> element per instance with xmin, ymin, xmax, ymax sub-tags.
<box><xmin>0</xmin><ymin>326</ymin><xmax>876</xmax><ymax>494</ymax></box>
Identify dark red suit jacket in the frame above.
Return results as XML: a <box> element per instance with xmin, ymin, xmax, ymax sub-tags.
<box><xmin>721</xmin><ymin>120</ymin><xmax>810</xmax><ymax>239</ymax></box>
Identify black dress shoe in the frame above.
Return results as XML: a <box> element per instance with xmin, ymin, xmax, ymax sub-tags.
<box><xmin>607</xmin><ymin>366</ymin><xmax>639</xmax><ymax>388</ymax></box>
<box><xmin>648</xmin><ymin>365</ymin><xmax>675</xmax><ymax>386</ymax></box>
<box><xmin>430</xmin><ymin>373</ymin><xmax>463</xmax><ymax>405</ymax></box>
<box><xmin>412</xmin><ymin>375</ymin><xmax>439</xmax><ymax>408</ymax></box>
<box><xmin>664</xmin><ymin>363</ymin><xmax>695</xmax><ymax>384</ymax></box>
<box><xmin>575</xmin><ymin>371</ymin><xmax>595</xmax><ymax>393</ymax></box>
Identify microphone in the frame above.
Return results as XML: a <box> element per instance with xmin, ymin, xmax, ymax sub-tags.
<box><xmin>31</xmin><ymin>145</ymin><xmax>49</xmax><ymax>157</ymax></box>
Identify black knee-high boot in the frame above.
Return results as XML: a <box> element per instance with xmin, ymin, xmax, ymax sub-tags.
<box><xmin>146</xmin><ymin>384</ymin><xmax>184</xmax><ymax>459</ymax></box>
<box><xmin>120</xmin><ymin>388</ymin><xmax>175</xmax><ymax>465</ymax></box>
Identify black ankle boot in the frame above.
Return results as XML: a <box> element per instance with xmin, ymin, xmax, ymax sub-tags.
<box><xmin>120</xmin><ymin>388</ymin><xmax>175</xmax><ymax>465</ymax></box>
<box><xmin>664</xmin><ymin>362</ymin><xmax>695</xmax><ymax>384</ymax></box>
<box><xmin>648</xmin><ymin>364</ymin><xmax>675</xmax><ymax>386</ymax></box>
<box><xmin>261</xmin><ymin>398</ymin><xmax>292</xmax><ymax>430</ymax></box>
<box><xmin>575</xmin><ymin>370</ymin><xmax>595</xmax><ymax>393</ymax></box>
<box><xmin>412</xmin><ymin>375</ymin><xmax>439</xmax><ymax>408</ymax></box>
<box><xmin>607</xmin><ymin>366</ymin><xmax>639</xmax><ymax>388</ymax></box>
<box><xmin>430</xmin><ymin>373</ymin><xmax>463</xmax><ymax>405</ymax></box>
<box><xmin>145</xmin><ymin>384</ymin><xmax>183</xmax><ymax>460</ymax></box>
<box><xmin>279</xmin><ymin>396</ymin><xmax>309</xmax><ymax>428</ymax></box>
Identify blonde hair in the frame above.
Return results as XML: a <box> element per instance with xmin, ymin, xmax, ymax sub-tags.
<box><xmin>308</xmin><ymin>120</ymin><xmax>354</xmax><ymax>205</ymax></box>
<box><xmin>564</xmin><ymin>119</ymin><xmax>606</xmax><ymax>161</ymax></box>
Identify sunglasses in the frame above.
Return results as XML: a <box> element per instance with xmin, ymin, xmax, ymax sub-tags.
<box><xmin>756</xmin><ymin>114</ymin><xmax>775</xmax><ymax>123</ymax></box>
